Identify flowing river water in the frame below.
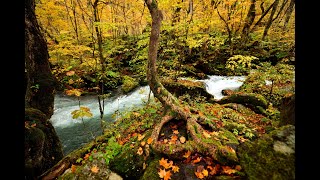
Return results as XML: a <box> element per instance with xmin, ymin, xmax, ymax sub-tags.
<box><xmin>50</xmin><ymin>75</ymin><xmax>246</xmax><ymax>155</ymax></box>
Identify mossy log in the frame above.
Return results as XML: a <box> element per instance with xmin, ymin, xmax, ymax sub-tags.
<box><xmin>38</xmin><ymin>135</ymin><xmax>110</xmax><ymax>180</ymax></box>
<box><xmin>217</xmin><ymin>93</ymin><xmax>268</xmax><ymax>114</ymax></box>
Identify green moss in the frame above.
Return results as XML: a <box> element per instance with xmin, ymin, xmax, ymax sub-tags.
<box><xmin>237</xmin><ymin>126</ymin><xmax>295</xmax><ymax>179</ymax></box>
<box><xmin>139</xmin><ymin>157</ymin><xmax>161</xmax><ymax>180</ymax></box>
<box><xmin>121</xmin><ymin>75</ymin><xmax>139</xmax><ymax>93</ymax></box>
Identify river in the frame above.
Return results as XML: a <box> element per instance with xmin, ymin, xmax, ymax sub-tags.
<box><xmin>50</xmin><ymin>75</ymin><xmax>246</xmax><ymax>155</ymax></box>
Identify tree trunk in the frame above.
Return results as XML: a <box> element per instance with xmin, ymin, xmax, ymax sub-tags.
<box><xmin>25</xmin><ymin>0</ymin><xmax>57</xmax><ymax>118</ymax></box>
<box><xmin>283</xmin><ymin>0</ymin><xmax>295</xmax><ymax>30</ymax></box>
<box><xmin>241</xmin><ymin>0</ymin><xmax>256</xmax><ymax>43</ymax></box>
<box><xmin>144</xmin><ymin>0</ymin><xmax>238</xmax><ymax>165</ymax></box>
<box><xmin>262</xmin><ymin>0</ymin><xmax>280</xmax><ymax>40</ymax></box>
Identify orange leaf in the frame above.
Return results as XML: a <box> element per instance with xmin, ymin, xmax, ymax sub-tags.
<box><xmin>173</xmin><ymin>130</ymin><xmax>179</xmax><ymax>135</ymax></box>
<box><xmin>235</xmin><ymin>165</ymin><xmax>242</xmax><ymax>171</ymax></box>
<box><xmin>147</xmin><ymin>137</ymin><xmax>153</xmax><ymax>144</ymax></box>
<box><xmin>71</xmin><ymin>164</ymin><xmax>76</xmax><ymax>173</ymax></box>
<box><xmin>164</xmin><ymin>170</ymin><xmax>172</xmax><ymax>180</ymax></box>
<box><xmin>91</xmin><ymin>165</ymin><xmax>99</xmax><ymax>173</ymax></box>
<box><xmin>221</xmin><ymin>166</ymin><xmax>236</xmax><ymax>175</ymax></box>
<box><xmin>84</xmin><ymin>153</ymin><xmax>90</xmax><ymax>160</ymax></box>
<box><xmin>179</xmin><ymin>136</ymin><xmax>186</xmax><ymax>144</ymax></box>
<box><xmin>137</xmin><ymin>147</ymin><xmax>143</xmax><ymax>155</ymax></box>
<box><xmin>171</xmin><ymin>165</ymin><xmax>180</xmax><ymax>173</ymax></box>
<box><xmin>158</xmin><ymin>168</ymin><xmax>167</xmax><ymax>178</ymax></box>
<box><xmin>66</xmin><ymin>71</ymin><xmax>75</xmax><ymax>76</ymax></box>
<box><xmin>192</xmin><ymin>157</ymin><xmax>201</xmax><ymax>164</ymax></box>
<box><xmin>183</xmin><ymin>150</ymin><xmax>191</xmax><ymax>158</ymax></box>
<box><xmin>31</xmin><ymin>123</ymin><xmax>37</xmax><ymax>127</ymax></box>
<box><xmin>207</xmin><ymin>164</ymin><xmax>220</xmax><ymax>175</ymax></box>
<box><xmin>194</xmin><ymin>171</ymin><xmax>204</xmax><ymax>179</ymax></box>
<box><xmin>159</xmin><ymin>158</ymin><xmax>171</xmax><ymax>169</ymax></box>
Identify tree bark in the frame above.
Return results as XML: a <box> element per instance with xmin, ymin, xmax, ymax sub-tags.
<box><xmin>283</xmin><ymin>0</ymin><xmax>295</xmax><ymax>30</ymax></box>
<box><xmin>241</xmin><ymin>0</ymin><xmax>256</xmax><ymax>43</ymax></box>
<box><xmin>25</xmin><ymin>0</ymin><xmax>57</xmax><ymax>118</ymax></box>
<box><xmin>262</xmin><ymin>0</ymin><xmax>280</xmax><ymax>40</ymax></box>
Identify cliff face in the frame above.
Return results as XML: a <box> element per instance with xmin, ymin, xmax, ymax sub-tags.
<box><xmin>25</xmin><ymin>108</ymin><xmax>64</xmax><ymax>179</ymax></box>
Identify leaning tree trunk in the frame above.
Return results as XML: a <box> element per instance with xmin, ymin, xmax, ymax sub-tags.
<box><xmin>25</xmin><ymin>0</ymin><xmax>57</xmax><ymax>118</ymax></box>
<box><xmin>144</xmin><ymin>0</ymin><xmax>238</xmax><ymax>164</ymax></box>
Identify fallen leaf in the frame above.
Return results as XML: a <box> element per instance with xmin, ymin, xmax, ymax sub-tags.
<box><xmin>203</xmin><ymin>131</ymin><xmax>211</xmax><ymax>138</ymax></box>
<box><xmin>71</xmin><ymin>164</ymin><xmax>76</xmax><ymax>173</ymax></box>
<box><xmin>235</xmin><ymin>165</ymin><xmax>242</xmax><ymax>171</ymax></box>
<box><xmin>161</xmin><ymin>133</ymin><xmax>165</xmax><ymax>136</ymax></box>
<box><xmin>169</xmin><ymin>135</ymin><xmax>178</xmax><ymax>144</ymax></box>
<box><xmin>221</xmin><ymin>166</ymin><xmax>236</xmax><ymax>175</ymax></box>
<box><xmin>141</xmin><ymin>141</ymin><xmax>146</xmax><ymax>146</ymax></box>
<box><xmin>179</xmin><ymin>136</ymin><xmax>186</xmax><ymax>143</ymax></box>
<box><xmin>173</xmin><ymin>130</ymin><xmax>179</xmax><ymax>135</ymax></box>
<box><xmin>207</xmin><ymin>164</ymin><xmax>220</xmax><ymax>175</ymax></box>
<box><xmin>158</xmin><ymin>168</ymin><xmax>167</xmax><ymax>178</ymax></box>
<box><xmin>84</xmin><ymin>153</ymin><xmax>90</xmax><ymax>160</ymax></box>
<box><xmin>91</xmin><ymin>165</ymin><xmax>99</xmax><ymax>173</ymax></box>
<box><xmin>192</xmin><ymin>157</ymin><xmax>201</xmax><ymax>164</ymax></box>
<box><xmin>202</xmin><ymin>169</ymin><xmax>209</xmax><ymax>177</ymax></box>
<box><xmin>31</xmin><ymin>123</ymin><xmax>37</xmax><ymax>127</ymax></box>
<box><xmin>137</xmin><ymin>147</ymin><xmax>143</xmax><ymax>155</ymax></box>
<box><xmin>170</xmin><ymin>124</ymin><xmax>178</xmax><ymax>129</ymax></box>
<box><xmin>147</xmin><ymin>137</ymin><xmax>153</xmax><ymax>144</ymax></box>
<box><xmin>163</xmin><ymin>139</ymin><xmax>168</xmax><ymax>143</ymax></box>
<box><xmin>66</xmin><ymin>70</ymin><xmax>75</xmax><ymax>76</ymax></box>
<box><xmin>138</xmin><ymin>134</ymin><xmax>146</xmax><ymax>141</ymax></box>
<box><xmin>211</xmin><ymin>131</ymin><xmax>219</xmax><ymax>136</ymax></box>
<box><xmin>159</xmin><ymin>158</ymin><xmax>171</xmax><ymax>169</ymax></box>
<box><xmin>143</xmin><ymin>162</ymin><xmax>147</xmax><ymax>170</ymax></box>
<box><xmin>171</xmin><ymin>165</ymin><xmax>180</xmax><ymax>173</ymax></box>
<box><xmin>164</xmin><ymin>170</ymin><xmax>172</xmax><ymax>180</ymax></box>
<box><xmin>130</xmin><ymin>144</ymin><xmax>135</xmax><ymax>148</ymax></box>
<box><xmin>194</xmin><ymin>171</ymin><xmax>204</xmax><ymax>179</ymax></box>
<box><xmin>183</xmin><ymin>151</ymin><xmax>191</xmax><ymax>158</ymax></box>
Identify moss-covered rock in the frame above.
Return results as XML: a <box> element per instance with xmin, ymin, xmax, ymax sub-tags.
<box><xmin>161</xmin><ymin>77</ymin><xmax>214</xmax><ymax>100</ymax></box>
<box><xmin>25</xmin><ymin>108</ymin><xmax>64</xmax><ymax>179</ymax></box>
<box><xmin>237</xmin><ymin>125</ymin><xmax>295</xmax><ymax>180</ymax></box>
<box><xmin>218</xmin><ymin>93</ymin><xmax>268</xmax><ymax>114</ymax></box>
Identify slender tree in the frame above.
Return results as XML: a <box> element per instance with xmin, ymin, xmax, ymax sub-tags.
<box><xmin>144</xmin><ymin>0</ymin><xmax>238</xmax><ymax>164</ymax></box>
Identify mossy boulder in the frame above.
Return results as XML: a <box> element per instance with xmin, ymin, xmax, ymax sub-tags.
<box><xmin>237</xmin><ymin>125</ymin><xmax>295</xmax><ymax>180</ymax></box>
<box><xmin>161</xmin><ymin>77</ymin><xmax>214</xmax><ymax>100</ymax></box>
<box><xmin>25</xmin><ymin>108</ymin><xmax>64</xmax><ymax>179</ymax></box>
<box><xmin>218</xmin><ymin>93</ymin><xmax>268</xmax><ymax>114</ymax></box>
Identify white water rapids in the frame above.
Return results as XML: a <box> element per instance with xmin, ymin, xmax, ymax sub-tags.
<box><xmin>50</xmin><ymin>75</ymin><xmax>246</xmax><ymax>155</ymax></box>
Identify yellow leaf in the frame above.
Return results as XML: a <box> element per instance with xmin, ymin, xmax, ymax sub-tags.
<box><xmin>141</xmin><ymin>141</ymin><xmax>146</xmax><ymax>146</ymax></box>
<box><xmin>137</xmin><ymin>147</ymin><xmax>143</xmax><ymax>155</ymax></box>
<box><xmin>173</xmin><ymin>130</ymin><xmax>179</xmax><ymax>135</ymax></box>
<box><xmin>163</xmin><ymin>139</ymin><xmax>168</xmax><ymax>143</ymax></box>
<box><xmin>91</xmin><ymin>165</ymin><xmax>99</xmax><ymax>173</ymax></box>
<box><xmin>179</xmin><ymin>136</ymin><xmax>186</xmax><ymax>144</ymax></box>
<box><xmin>138</xmin><ymin>134</ymin><xmax>146</xmax><ymax>141</ymax></box>
<box><xmin>203</xmin><ymin>131</ymin><xmax>211</xmax><ymax>138</ymax></box>
<box><xmin>202</xmin><ymin>169</ymin><xmax>209</xmax><ymax>177</ymax></box>
<box><xmin>147</xmin><ymin>137</ymin><xmax>153</xmax><ymax>144</ymax></box>
<box><xmin>171</xmin><ymin>165</ymin><xmax>180</xmax><ymax>173</ymax></box>
<box><xmin>221</xmin><ymin>166</ymin><xmax>236</xmax><ymax>175</ymax></box>
<box><xmin>158</xmin><ymin>168</ymin><xmax>167</xmax><ymax>178</ymax></box>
